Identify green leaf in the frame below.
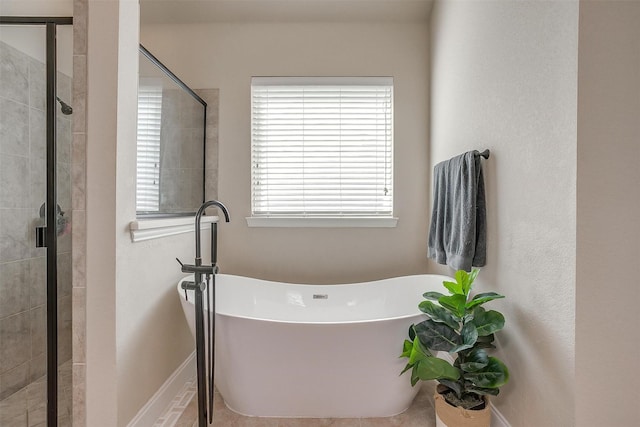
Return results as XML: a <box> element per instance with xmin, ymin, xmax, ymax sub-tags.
<box><xmin>466</xmin><ymin>292</ymin><xmax>505</xmax><ymax>310</ymax></box>
<box><xmin>466</xmin><ymin>386</ymin><xmax>500</xmax><ymax>396</ymax></box>
<box><xmin>439</xmin><ymin>294</ymin><xmax>467</xmax><ymax>319</ymax></box>
<box><xmin>415</xmin><ymin>319</ymin><xmax>461</xmax><ymax>352</ymax></box>
<box><xmin>464</xmin><ymin>357</ymin><xmax>509</xmax><ymax>389</ymax></box>
<box><xmin>410</xmin><ymin>366</ymin><xmax>420</xmax><ymax>386</ymax></box>
<box><xmin>450</xmin><ymin>322</ymin><xmax>478</xmax><ymax>353</ymax></box>
<box><xmin>439</xmin><ymin>379</ymin><xmax>463</xmax><ymax>398</ymax></box>
<box><xmin>468</xmin><ymin>268</ymin><xmax>480</xmax><ymax>286</ymax></box>
<box><xmin>400</xmin><ymin>339</ymin><xmax>413</xmax><ymax>359</ymax></box>
<box><xmin>409</xmin><ymin>337</ymin><xmax>430</xmax><ymax>364</ymax></box>
<box><xmin>414</xmin><ymin>357</ymin><xmax>460</xmax><ymax>381</ymax></box>
<box><xmin>460</xmin><ymin>348</ymin><xmax>489</xmax><ymax>372</ymax></box>
<box><xmin>408</xmin><ymin>324</ymin><xmax>416</xmax><ymax>341</ymax></box>
<box><xmin>472</xmin><ymin>307</ymin><xmax>505</xmax><ymax>336</ymax></box>
<box><xmin>400</xmin><ymin>362</ymin><xmax>414</xmax><ymax>376</ymax></box>
<box><xmin>443</xmin><ymin>280</ymin><xmax>463</xmax><ymax>295</ymax></box>
<box><xmin>423</xmin><ymin>291</ymin><xmax>445</xmax><ymax>301</ymax></box>
<box><xmin>419</xmin><ymin>301</ymin><xmax>459</xmax><ymax>329</ymax></box>
<box><xmin>456</xmin><ymin>269</ymin><xmax>473</xmax><ymax>295</ymax></box>
<box><xmin>463</xmin><ymin>312</ymin><xmax>475</xmax><ymax>323</ymax></box>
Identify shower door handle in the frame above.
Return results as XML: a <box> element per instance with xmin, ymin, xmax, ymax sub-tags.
<box><xmin>36</xmin><ymin>226</ymin><xmax>47</xmax><ymax>248</ymax></box>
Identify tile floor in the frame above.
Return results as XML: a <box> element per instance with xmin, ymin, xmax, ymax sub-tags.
<box><xmin>154</xmin><ymin>378</ymin><xmax>198</xmax><ymax>427</ymax></box>
<box><xmin>155</xmin><ymin>379</ymin><xmax>436</xmax><ymax>427</ymax></box>
<box><xmin>0</xmin><ymin>360</ymin><xmax>73</xmax><ymax>427</ymax></box>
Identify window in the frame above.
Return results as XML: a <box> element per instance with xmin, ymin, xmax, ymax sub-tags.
<box><xmin>250</xmin><ymin>77</ymin><xmax>395</xmax><ymax>227</ymax></box>
<box><xmin>136</xmin><ymin>82</ymin><xmax>163</xmax><ymax>213</ymax></box>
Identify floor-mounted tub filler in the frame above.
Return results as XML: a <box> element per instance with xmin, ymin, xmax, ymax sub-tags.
<box><xmin>177</xmin><ymin>273</ymin><xmax>452</xmax><ymax>418</ymax></box>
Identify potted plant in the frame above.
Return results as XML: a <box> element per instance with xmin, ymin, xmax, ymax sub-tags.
<box><xmin>400</xmin><ymin>269</ymin><xmax>509</xmax><ymax>427</ymax></box>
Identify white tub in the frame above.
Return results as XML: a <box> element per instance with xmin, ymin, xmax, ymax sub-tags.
<box><xmin>177</xmin><ymin>273</ymin><xmax>450</xmax><ymax>418</ymax></box>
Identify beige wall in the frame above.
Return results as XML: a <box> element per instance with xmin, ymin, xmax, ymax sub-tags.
<box><xmin>140</xmin><ymin>21</ymin><xmax>431</xmax><ymax>284</ymax></box>
<box><xmin>113</xmin><ymin>3</ymin><xmax>197</xmax><ymax>426</ymax></box>
<box><xmin>430</xmin><ymin>1</ymin><xmax>578</xmax><ymax>425</ymax></box>
<box><xmin>86</xmin><ymin>1</ymin><xmax>201</xmax><ymax>425</ymax></box>
<box><xmin>575</xmin><ymin>1</ymin><xmax>640</xmax><ymax>425</ymax></box>
<box><xmin>86</xmin><ymin>0</ymin><xmax>119</xmax><ymax>423</ymax></box>
<box><xmin>0</xmin><ymin>0</ymin><xmax>71</xmax><ymax>16</ymax></box>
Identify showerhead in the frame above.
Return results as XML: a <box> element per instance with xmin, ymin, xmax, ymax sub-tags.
<box><xmin>56</xmin><ymin>96</ymin><xmax>73</xmax><ymax>115</ymax></box>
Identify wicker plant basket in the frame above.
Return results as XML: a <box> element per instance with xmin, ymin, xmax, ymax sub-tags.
<box><xmin>434</xmin><ymin>390</ymin><xmax>491</xmax><ymax>427</ymax></box>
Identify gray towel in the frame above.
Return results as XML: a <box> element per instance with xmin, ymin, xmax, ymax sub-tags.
<box><xmin>427</xmin><ymin>151</ymin><xmax>486</xmax><ymax>271</ymax></box>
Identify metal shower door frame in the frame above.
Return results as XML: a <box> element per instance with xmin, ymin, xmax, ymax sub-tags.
<box><xmin>0</xmin><ymin>16</ymin><xmax>73</xmax><ymax>427</ymax></box>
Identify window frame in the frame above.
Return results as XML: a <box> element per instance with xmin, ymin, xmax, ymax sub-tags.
<box><xmin>248</xmin><ymin>76</ymin><xmax>397</xmax><ymax>228</ymax></box>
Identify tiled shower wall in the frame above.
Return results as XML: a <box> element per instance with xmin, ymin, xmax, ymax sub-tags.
<box><xmin>72</xmin><ymin>0</ymin><xmax>88</xmax><ymax>424</ymax></box>
<box><xmin>197</xmin><ymin>88</ymin><xmax>219</xmax><ymax>202</ymax></box>
<box><xmin>158</xmin><ymin>88</ymin><xmax>206</xmax><ymax>213</ymax></box>
<box><xmin>0</xmin><ymin>40</ymin><xmax>73</xmax><ymax>402</ymax></box>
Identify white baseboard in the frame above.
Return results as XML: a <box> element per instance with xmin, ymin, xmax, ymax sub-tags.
<box><xmin>127</xmin><ymin>351</ymin><xmax>196</xmax><ymax>427</ymax></box>
<box><xmin>491</xmin><ymin>404</ymin><xmax>511</xmax><ymax>427</ymax></box>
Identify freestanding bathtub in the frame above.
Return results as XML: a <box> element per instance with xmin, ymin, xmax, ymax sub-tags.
<box><xmin>177</xmin><ymin>273</ymin><xmax>451</xmax><ymax>418</ymax></box>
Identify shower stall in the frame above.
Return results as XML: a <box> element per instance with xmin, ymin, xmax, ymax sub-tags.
<box><xmin>0</xmin><ymin>16</ymin><xmax>73</xmax><ymax>426</ymax></box>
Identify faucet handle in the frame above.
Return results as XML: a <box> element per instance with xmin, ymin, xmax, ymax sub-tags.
<box><xmin>180</xmin><ymin>263</ymin><xmax>216</xmax><ymax>275</ymax></box>
<box><xmin>178</xmin><ymin>257</ymin><xmax>219</xmax><ymax>275</ymax></box>
<box><xmin>181</xmin><ymin>280</ymin><xmax>206</xmax><ymax>292</ymax></box>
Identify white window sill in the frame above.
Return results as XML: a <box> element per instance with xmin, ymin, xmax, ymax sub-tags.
<box><xmin>245</xmin><ymin>216</ymin><xmax>398</xmax><ymax>228</ymax></box>
<box><xmin>129</xmin><ymin>215</ymin><xmax>219</xmax><ymax>242</ymax></box>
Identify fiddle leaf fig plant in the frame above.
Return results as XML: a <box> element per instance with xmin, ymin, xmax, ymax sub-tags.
<box><xmin>400</xmin><ymin>269</ymin><xmax>509</xmax><ymax>410</ymax></box>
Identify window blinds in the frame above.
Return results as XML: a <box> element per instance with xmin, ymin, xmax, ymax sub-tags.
<box><xmin>136</xmin><ymin>85</ymin><xmax>163</xmax><ymax>213</ymax></box>
<box><xmin>251</xmin><ymin>77</ymin><xmax>393</xmax><ymax>217</ymax></box>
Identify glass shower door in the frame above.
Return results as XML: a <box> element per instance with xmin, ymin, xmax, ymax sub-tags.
<box><xmin>0</xmin><ymin>20</ymin><xmax>72</xmax><ymax>426</ymax></box>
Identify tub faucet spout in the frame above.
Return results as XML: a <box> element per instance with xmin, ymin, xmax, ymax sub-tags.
<box><xmin>178</xmin><ymin>200</ymin><xmax>231</xmax><ymax>275</ymax></box>
<box><xmin>194</xmin><ymin>200</ymin><xmax>230</xmax><ymax>268</ymax></box>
